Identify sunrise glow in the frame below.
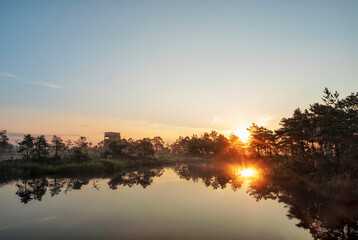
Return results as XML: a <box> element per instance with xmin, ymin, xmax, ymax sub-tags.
<box><xmin>238</xmin><ymin>168</ymin><xmax>258</xmax><ymax>178</ymax></box>
<box><xmin>234</xmin><ymin>129</ymin><xmax>250</xmax><ymax>143</ymax></box>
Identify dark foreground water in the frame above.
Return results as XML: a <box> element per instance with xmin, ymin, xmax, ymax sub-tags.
<box><xmin>0</xmin><ymin>163</ymin><xmax>353</xmax><ymax>240</ymax></box>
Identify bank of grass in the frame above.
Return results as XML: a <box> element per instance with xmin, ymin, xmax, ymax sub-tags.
<box><xmin>0</xmin><ymin>155</ymin><xmax>208</xmax><ymax>179</ymax></box>
<box><xmin>0</xmin><ymin>158</ymin><xmax>160</xmax><ymax>177</ymax></box>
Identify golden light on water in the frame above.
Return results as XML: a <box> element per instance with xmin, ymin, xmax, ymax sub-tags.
<box><xmin>233</xmin><ymin>129</ymin><xmax>250</xmax><ymax>143</ymax></box>
<box><xmin>237</xmin><ymin>168</ymin><xmax>258</xmax><ymax>179</ymax></box>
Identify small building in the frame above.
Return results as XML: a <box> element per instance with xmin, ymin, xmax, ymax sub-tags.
<box><xmin>104</xmin><ymin>132</ymin><xmax>121</xmax><ymax>148</ymax></box>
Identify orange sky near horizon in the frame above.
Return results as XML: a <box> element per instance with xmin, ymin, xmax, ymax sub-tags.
<box><xmin>2</xmin><ymin>106</ymin><xmax>277</xmax><ymax>145</ymax></box>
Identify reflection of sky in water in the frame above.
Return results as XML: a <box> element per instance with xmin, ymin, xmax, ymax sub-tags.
<box><xmin>0</xmin><ymin>168</ymin><xmax>312</xmax><ymax>240</ymax></box>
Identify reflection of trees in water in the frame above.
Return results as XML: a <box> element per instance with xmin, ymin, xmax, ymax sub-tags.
<box><xmin>10</xmin><ymin>163</ymin><xmax>358</xmax><ymax>239</ymax></box>
<box><xmin>48</xmin><ymin>178</ymin><xmax>65</xmax><ymax>196</ymax></box>
<box><xmin>65</xmin><ymin>178</ymin><xmax>90</xmax><ymax>191</ymax></box>
<box><xmin>13</xmin><ymin>167</ymin><xmax>164</xmax><ymax>204</ymax></box>
<box><xmin>174</xmin><ymin>164</ymin><xmax>243</xmax><ymax>191</ymax></box>
<box><xmin>175</xmin><ymin>163</ymin><xmax>358</xmax><ymax>240</ymax></box>
<box><xmin>248</xmin><ymin>179</ymin><xmax>358</xmax><ymax>240</ymax></box>
<box><xmin>15</xmin><ymin>178</ymin><xmax>91</xmax><ymax>204</ymax></box>
<box><xmin>16</xmin><ymin>178</ymin><xmax>48</xmax><ymax>204</ymax></box>
<box><xmin>108</xmin><ymin>168</ymin><xmax>164</xmax><ymax>189</ymax></box>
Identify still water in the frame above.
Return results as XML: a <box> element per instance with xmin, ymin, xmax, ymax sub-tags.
<box><xmin>0</xmin><ymin>164</ymin><xmax>316</xmax><ymax>239</ymax></box>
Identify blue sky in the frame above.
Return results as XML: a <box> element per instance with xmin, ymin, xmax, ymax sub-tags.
<box><xmin>1</xmin><ymin>0</ymin><xmax>358</xmax><ymax>143</ymax></box>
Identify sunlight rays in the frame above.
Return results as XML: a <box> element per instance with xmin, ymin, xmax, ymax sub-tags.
<box><xmin>233</xmin><ymin>128</ymin><xmax>250</xmax><ymax>143</ymax></box>
<box><xmin>239</xmin><ymin>168</ymin><xmax>256</xmax><ymax>178</ymax></box>
<box><xmin>235</xmin><ymin>167</ymin><xmax>259</xmax><ymax>180</ymax></box>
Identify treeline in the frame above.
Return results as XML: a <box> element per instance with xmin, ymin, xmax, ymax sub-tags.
<box><xmin>5</xmin><ymin>135</ymin><xmax>168</xmax><ymax>162</ymax></box>
<box><xmin>246</xmin><ymin>88</ymin><xmax>358</xmax><ymax>170</ymax></box>
<box><xmin>101</xmin><ymin>131</ymin><xmax>245</xmax><ymax>161</ymax></box>
<box><xmin>0</xmin><ymin>133</ymin><xmax>170</xmax><ymax>162</ymax></box>
<box><xmin>100</xmin><ymin>136</ymin><xmax>166</xmax><ymax>159</ymax></box>
<box><xmin>0</xmin><ymin>131</ymin><xmax>244</xmax><ymax>162</ymax></box>
<box><xmin>0</xmin><ymin>134</ymin><xmax>94</xmax><ymax>162</ymax></box>
<box><xmin>170</xmin><ymin>131</ymin><xmax>243</xmax><ymax>159</ymax></box>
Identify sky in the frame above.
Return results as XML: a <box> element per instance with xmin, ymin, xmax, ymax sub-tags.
<box><xmin>1</xmin><ymin>0</ymin><xmax>358</xmax><ymax>144</ymax></box>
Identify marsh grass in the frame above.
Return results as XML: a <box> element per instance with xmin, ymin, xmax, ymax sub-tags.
<box><xmin>0</xmin><ymin>155</ymin><xmax>207</xmax><ymax>181</ymax></box>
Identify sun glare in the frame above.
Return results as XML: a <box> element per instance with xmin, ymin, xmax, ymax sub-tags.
<box><xmin>238</xmin><ymin>168</ymin><xmax>257</xmax><ymax>178</ymax></box>
<box><xmin>234</xmin><ymin>129</ymin><xmax>250</xmax><ymax>143</ymax></box>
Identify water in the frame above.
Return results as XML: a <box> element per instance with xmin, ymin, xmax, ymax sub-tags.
<box><xmin>0</xmin><ymin>164</ymin><xmax>324</xmax><ymax>239</ymax></box>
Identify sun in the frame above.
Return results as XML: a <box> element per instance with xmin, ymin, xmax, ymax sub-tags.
<box><xmin>233</xmin><ymin>128</ymin><xmax>250</xmax><ymax>143</ymax></box>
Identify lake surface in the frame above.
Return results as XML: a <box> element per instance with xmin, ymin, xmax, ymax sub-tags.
<box><xmin>0</xmin><ymin>163</ymin><xmax>339</xmax><ymax>240</ymax></box>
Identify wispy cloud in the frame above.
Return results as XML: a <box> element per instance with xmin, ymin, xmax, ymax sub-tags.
<box><xmin>0</xmin><ymin>71</ymin><xmax>64</xmax><ymax>89</ymax></box>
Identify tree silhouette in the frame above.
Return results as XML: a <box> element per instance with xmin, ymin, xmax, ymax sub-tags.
<box><xmin>51</xmin><ymin>135</ymin><xmax>66</xmax><ymax>158</ymax></box>
<box><xmin>18</xmin><ymin>134</ymin><xmax>35</xmax><ymax>160</ymax></box>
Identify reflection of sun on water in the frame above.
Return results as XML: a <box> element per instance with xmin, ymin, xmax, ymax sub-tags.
<box><xmin>237</xmin><ymin>168</ymin><xmax>258</xmax><ymax>178</ymax></box>
<box><xmin>233</xmin><ymin>129</ymin><xmax>250</xmax><ymax>143</ymax></box>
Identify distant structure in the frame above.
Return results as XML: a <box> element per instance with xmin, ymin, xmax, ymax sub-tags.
<box><xmin>104</xmin><ymin>132</ymin><xmax>121</xmax><ymax>148</ymax></box>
